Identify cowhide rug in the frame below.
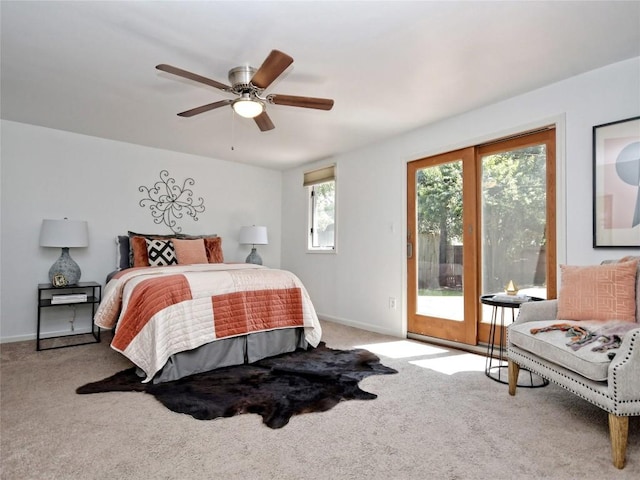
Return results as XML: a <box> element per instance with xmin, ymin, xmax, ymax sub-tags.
<box><xmin>76</xmin><ymin>342</ymin><xmax>397</xmax><ymax>429</ymax></box>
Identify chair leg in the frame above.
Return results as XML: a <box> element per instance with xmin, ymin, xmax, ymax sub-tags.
<box><xmin>608</xmin><ymin>413</ymin><xmax>628</xmax><ymax>469</ymax></box>
<box><xmin>508</xmin><ymin>360</ymin><xmax>519</xmax><ymax>396</ymax></box>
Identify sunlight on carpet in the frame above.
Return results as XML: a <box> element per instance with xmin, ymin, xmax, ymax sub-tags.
<box><xmin>410</xmin><ymin>353</ymin><xmax>486</xmax><ymax>375</ymax></box>
<box><xmin>356</xmin><ymin>340</ymin><xmax>487</xmax><ymax>375</ymax></box>
<box><xmin>355</xmin><ymin>340</ymin><xmax>447</xmax><ymax>358</ymax></box>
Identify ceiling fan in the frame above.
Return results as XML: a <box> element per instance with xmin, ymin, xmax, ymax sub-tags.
<box><xmin>156</xmin><ymin>50</ymin><xmax>334</xmax><ymax>132</ymax></box>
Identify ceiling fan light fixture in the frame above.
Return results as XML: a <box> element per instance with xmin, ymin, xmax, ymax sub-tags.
<box><xmin>157</xmin><ymin>50</ymin><xmax>334</xmax><ymax>130</ymax></box>
<box><xmin>232</xmin><ymin>96</ymin><xmax>264</xmax><ymax>118</ymax></box>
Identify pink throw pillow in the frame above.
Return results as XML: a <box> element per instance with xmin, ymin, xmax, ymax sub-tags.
<box><xmin>557</xmin><ymin>260</ymin><xmax>638</xmax><ymax>322</ymax></box>
<box><xmin>172</xmin><ymin>238</ymin><xmax>208</xmax><ymax>265</ymax></box>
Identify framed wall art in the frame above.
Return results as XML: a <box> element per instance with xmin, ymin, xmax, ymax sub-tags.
<box><xmin>592</xmin><ymin>116</ymin><xmax>640</xmax><ymax>248</ymax></box>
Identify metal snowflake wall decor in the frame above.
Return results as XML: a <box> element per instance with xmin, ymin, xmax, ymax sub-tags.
<box><xmin>139</xmin><ymin>170</ymin><xmax>206</xmax><ymax>233</ymax></box>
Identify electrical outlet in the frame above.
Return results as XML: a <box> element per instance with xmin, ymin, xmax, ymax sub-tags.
<box><xmin>388</xmin><ymin>297</ymin><xmax>397</xmax><ymax>310</ymax></box>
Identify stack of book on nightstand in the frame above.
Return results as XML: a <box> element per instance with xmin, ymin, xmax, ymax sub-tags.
<box><xmin>491</xmin><ymin>293</ymin><xmax>529</xmax><ymax>303</ymax></box>
<box><xmin>51</xmin><ymin>293</ymin><xmax>88</xmax><ymax>304</ymax></box>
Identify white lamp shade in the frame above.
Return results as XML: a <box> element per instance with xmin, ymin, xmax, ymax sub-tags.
<box><xmin>39</xmin><ymin>219</ymin><xmax>89</xmax><ymax>248</ymax></box>
<box><xmin>239</xmin><ymin>226</ymin><xmax>268</xmax><ymax>245</ymax></box>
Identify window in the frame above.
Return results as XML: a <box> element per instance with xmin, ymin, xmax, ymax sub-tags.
<box><xmin>309</xmin><ymin>181</ymin><xmax>335</xmax><ymax>249</ymax></box>
<box><xmin>304</xmin><ymin>165</ymin><xmax>336</xmax><ymax>251</ymax></box>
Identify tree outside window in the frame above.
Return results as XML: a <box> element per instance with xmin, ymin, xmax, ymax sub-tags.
<box><xmin>309</xmin><ymin>180</ymin><xmax>335</xmax><ymax>250</ymax></box>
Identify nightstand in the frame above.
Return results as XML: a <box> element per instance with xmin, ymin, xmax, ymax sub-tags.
<box><xmin>481</xmin><ymin>294</ymin><xmax>547</xmax><ymax>387</ymax></box>
<box><xmin>37</xmin><ymin>281</ymin><xmax>102</xmax><ymax>351</ymax></box>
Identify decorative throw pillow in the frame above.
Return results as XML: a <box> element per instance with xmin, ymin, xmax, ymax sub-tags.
<box><xmin>557</xmin><ymin>260</ymin><xmax>638</xmax><ymax>322</ymax></box>
<box><xmin>115</xmin><ymin>235</ymin><xmax>131</xmax><ymax>269</ymax></box>
<box><xmin>126</xmin><ymin>231</ymin><xmax>219</xmax><ymax>267</ymax></box>
<box><xmin>180</xmin><ymin>233</ymin><xmax>218</xmax><ymax>240</ymax></box>
<box><xmin>128</xmin><ymin>231</ymin><xmax>177</xmax><ymax>266</ymax></box>
<box><xmin>204</xmin><ymin>237</ymin><xmax>224</xmax><ymax>263</ymax></box>
<box><xmin>172</xmin><ymin>238</ymin><xmax>208</xmax><ymax>264</ymax></box>
<box><xmin>145</xmin><ymin>238</ymin><xmax>177</xmax><ymax>267</ymax></box>
<box><xmin>131</xmin><ymin>236</ymin><xmax>151</xmax><ymax>267</ymax></box>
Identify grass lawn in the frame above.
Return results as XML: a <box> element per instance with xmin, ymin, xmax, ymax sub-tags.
<box><xmin>419</xmin><ymin>289</ymin><xmax>463</xmax><ymax>297</ymax></box>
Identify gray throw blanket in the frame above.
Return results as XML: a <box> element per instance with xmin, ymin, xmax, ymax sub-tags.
<box><xmin>530</xmin><ymin>322</ymin><xmax>638</xmax><ymax>354</ymax></box>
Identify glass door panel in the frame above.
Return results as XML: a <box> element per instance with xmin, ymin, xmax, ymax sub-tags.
<box><xmin>477</xmin><ymin>130</ymin><xmax>556</xmax><ymax>342</ymax></box>
<box><xmin>407</xmin><ymin>148</ymin><xmax>477</xmax><ymax>345</ymax></box>
<box><xmin>416</xmin><ymin>161</ymin><xmax>464</xmax><ymax>321</ymax></box>
<box><xmin>480</xmin><ymin>146</ymin><xmax>548</xmax><ymax>299</ymax></box>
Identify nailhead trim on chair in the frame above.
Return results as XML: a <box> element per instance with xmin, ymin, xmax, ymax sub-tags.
<box><xmin>612</xmin><ymin>331</ymin><xmax>638</xmax><ymax>412</ymax></box>
<box><xmin>509</xmin><ymin>349</ymin><xmax>614</xmax><ymax>412</ymax></box>
<box><xmin>508</xmin><ymin>345</ymin><xmax>640</xmax><ymax>416</ymax></box>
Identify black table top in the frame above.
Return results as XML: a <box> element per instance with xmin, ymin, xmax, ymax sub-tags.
<box><xmin>480</xmin><ymin>294</ymin><xmax>544</xmax><ymax>308</ymax></box>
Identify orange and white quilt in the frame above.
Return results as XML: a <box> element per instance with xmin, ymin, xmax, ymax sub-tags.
<box><xmin>94</xmin><ymin>264</ymin><xmax>321</xmax><ymax>381</ymax></box>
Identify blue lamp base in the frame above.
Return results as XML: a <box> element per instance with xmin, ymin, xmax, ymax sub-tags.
<box><xmin>245</xmin><ymin>247</ymin><xmax>263</xmax><ymax>265</ymax></box>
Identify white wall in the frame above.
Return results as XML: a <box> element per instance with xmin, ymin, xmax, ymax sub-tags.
<box><xmin>281</xmin><ymin>57</ymin><xmax>640</xmax><ymax>338</ymax></box>
<box><xmin>0</xmin><ymin>121</ymin><xmax>282</xmax><ymax>342</ymax></box>
<box><xmin>2</xmin><ymin>57</ymin><xmax>638</xmax><ymax>344</ymax></box>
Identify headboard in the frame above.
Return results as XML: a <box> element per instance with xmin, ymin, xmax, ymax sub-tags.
<box><xmin>115</xmin><ymin>231</ymin><xmax>223</xmax><ymax>270</ymax></box>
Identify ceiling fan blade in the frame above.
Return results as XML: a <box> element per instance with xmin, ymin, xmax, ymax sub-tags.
<box><xmin>177</xmin><ymin>100</ymin><xmax>232</xmax><ymax>117</ymax></box>
<box><xmin>251</xmin><ymin>50</ymin><xmax>294</xmax><ymax>89</ymax></box>
<box><xmin>156</xmin><ymin>64</ymin><xmax>231</xmax><ymax>92</ymax></box>
<box><xmin>268</xmin><ymin>94</ymin><xmax>334</xmax><ymax>110</ymax></box>
<box><xmin>254</xmin><ymin>111</ymin><xmax>275</xmax><ymax>131</ymax></box>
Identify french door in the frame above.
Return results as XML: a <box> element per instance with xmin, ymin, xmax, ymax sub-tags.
<box><xmin>407</xmin><ymin>147</ymin><xmax>478</xmax><ymax>344</ymax></box>
<box><xmin>407</xmin><ymin>129</ymin><xmax>556</xmax><ymax>345</ymax></box>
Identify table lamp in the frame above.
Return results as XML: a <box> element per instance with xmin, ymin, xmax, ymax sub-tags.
<box><xmin>239</xmin><ymin>225</ymin><xmax>268</xmax><ymax>265</ymax></box>
<box><xmin>39</xmin><ymin>218</ymin><xmax>89</xmax><ymax>286</ymax></box>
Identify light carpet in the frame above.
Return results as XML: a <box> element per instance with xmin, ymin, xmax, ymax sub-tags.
<box><xmin>1</xmin><ymin>320</ymin><xmax>638</xmax><ymax>479</ymax></box>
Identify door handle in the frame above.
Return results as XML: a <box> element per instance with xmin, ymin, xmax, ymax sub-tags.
<box><xmin>407</xmin><ymin>242</ymin><xmax>413</xmax><ymax>258</ymax></box>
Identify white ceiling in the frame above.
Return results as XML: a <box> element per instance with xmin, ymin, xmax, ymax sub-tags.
<box><xmin>2</xmin><ymin>1</ymin><xmax>639</xmax><ymax>170</ymax></box>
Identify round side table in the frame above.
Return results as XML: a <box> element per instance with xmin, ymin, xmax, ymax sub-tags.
<box><xmin>481</xmin><ymin>294</ymin><xmax>548</xmax><ymax>388</ymax></box>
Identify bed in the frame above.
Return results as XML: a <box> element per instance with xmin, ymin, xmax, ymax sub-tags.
<box><xmin>94</xmin><ymin>232</ymin><xmax>322</xmax><ymax>383</ymax></box>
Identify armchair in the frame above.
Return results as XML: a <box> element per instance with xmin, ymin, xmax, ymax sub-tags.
<box><xmin>507</xmin><ymin>258</ymin><xmax>640</xmax><ymax>469</ymax></box>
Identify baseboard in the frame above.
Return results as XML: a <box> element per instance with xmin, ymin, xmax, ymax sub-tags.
<box><xmin>0</xmin><ymin>333</ymin><xmax>35</xmax><ymax>344</ymax></box>
<box><xmin>1</xmin><ymin>327</ymin><xmax>97</xmax><ymax>344</ymax></box>
<box><xmin>317</xmin><ymin>315</ymin><xmax>487</xmax><ymax>355</ymax></box>
<box><xmin>317</xmin><ymin>314</ymin><xmax>403</xmax><ymax>338</ymax></box>
<box><xmin>407</xmin><ymin>332</ymin><xmax>489</xmax><ymax>356</ymax></box>
<box><xmin>3</xmin><ymin>317</ymin><xmax>399</xmax><ymax>344</ymax></box>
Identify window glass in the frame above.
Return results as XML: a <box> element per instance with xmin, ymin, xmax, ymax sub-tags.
<box><xmin>309</xmin><ymin>180</ymin><xmax>335</xmax><ymax>250</ymax></box>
